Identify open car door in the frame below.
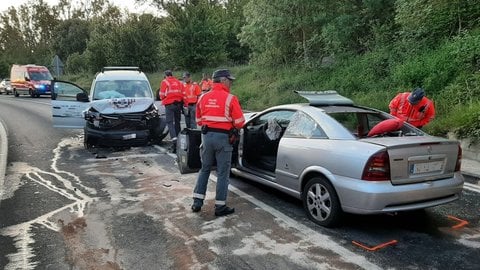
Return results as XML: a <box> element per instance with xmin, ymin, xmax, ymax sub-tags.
<box><xmin>176</xmin><ymin>128</ymin><xmax>240</xmax><ymax>174</ymax></box>
<box><xmin>177</xmin><ymin>128</ymin><xmax>202</xmax><ymax>174</ymax></box>
<box><xmin>51</xmin><ymin>80</ymin><xmax>90</xmax><ymax>128</ymax></box>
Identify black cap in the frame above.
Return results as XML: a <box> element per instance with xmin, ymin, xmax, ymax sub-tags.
<box><xmin>212</xmin><ymin>69</ymin><xmax>235</xmax><ymax>81</ymax></box>
<box><xmin>183</xmin><ymin>72</ymin><xmax>191</xmax><ymax>78</ymax></box>
<box><xmin>408</xmin><ymin>88</ymin><xmax>425</xmax><ymax>104</ymax></box>
<box><xmin>164</xmin><ymin>70</ymin><xmax>173</xmax><ymax>76</ymax></box>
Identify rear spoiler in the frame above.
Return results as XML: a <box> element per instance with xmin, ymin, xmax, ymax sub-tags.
<box><xmin>294</xmin><ymin>90</ymin><xmax>354</xmax><ymax>106</ymax></box>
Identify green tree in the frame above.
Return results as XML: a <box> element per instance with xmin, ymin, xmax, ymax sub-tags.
<box><xmin>158</xmin><ymin>0</ymin><xmax>227</xmax><ymax>71</ymax></box>
<box><xmin>51</xmin><ymin>19</ymin><xmax>90</xmax><ymax>60</ymax></box>
<box><xmin>223</xmin><ymin>0</ymin><xmax>250</xmax><ymax>64</ymax></box>
<box><xmin>108</xmin><ymin>14</ymin><xmax>163</xmax><ymax>72</ymax></box>
<box><xmin>395</xmin><ymin>0</ymin><xmax>480</xmax><ymax>45</ymax></box>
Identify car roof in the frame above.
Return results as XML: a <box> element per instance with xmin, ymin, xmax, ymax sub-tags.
<box><xmin>95</xmin><ymin>67</ymin><xmax>147</xmax><ymax>81</ymax></box>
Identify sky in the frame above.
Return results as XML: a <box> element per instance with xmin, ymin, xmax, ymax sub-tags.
<box><xmin>0</xmin><ymin>0</ymin><xmax>158</xmax><ymax>15</ymax></box>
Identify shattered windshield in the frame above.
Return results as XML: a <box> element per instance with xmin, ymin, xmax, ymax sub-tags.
<box><xmin>93</xmin><ymin>80</ymin><xmax>153</xmax><ymax>100</ymax></box>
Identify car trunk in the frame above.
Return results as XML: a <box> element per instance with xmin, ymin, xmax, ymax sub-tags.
<box><xmin>361</xmin><ymin>136</ymin><xmax>460</xmax><ymax>185</ymax></box>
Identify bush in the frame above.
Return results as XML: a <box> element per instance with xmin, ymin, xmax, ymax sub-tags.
<box><xmin>65</xmin><ymin>52</ymin><xmax>89</xmax><ymax>74</ymax></box>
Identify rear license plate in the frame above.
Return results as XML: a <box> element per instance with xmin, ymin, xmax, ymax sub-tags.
<box><xmin>122</xmin><ymin>133</ymin><xmax>137</xmax><ymax>140</ymax></box>
<box><xmin>410</xmin><ymin>161</ymin><xmax>444</xmax><ymax>174</ymax></box>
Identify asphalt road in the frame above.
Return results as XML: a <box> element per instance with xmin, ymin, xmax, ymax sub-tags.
<box><xmin>0</xmin><ymin>94</ymin><xmax>479</xmax><ymax>270</ymax></box>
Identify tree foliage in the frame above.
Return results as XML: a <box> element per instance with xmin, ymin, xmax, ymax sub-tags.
<box><xmin>157</xmin><ymin>0</ymin><xmax>228</xmax><ymax>71</ymax></box>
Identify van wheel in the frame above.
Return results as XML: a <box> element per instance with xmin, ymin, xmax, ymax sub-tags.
<box><xmin>14</xmin><ymin>89</ymin><xmax>19</xmax><ymax>97</ymax></box>
<box><xmin>29</xmin><ymin>89</ymin><xmax>35</xmax><ymax>98</ymax></box>
<box><xmin>84</xmin><ymin>132</ymin><xmax>95</xmax><ymax>149</ymax></box>
<box><xmin>302</xmin><ymin>177</ymin><xmax>342</xmax><ymax>227</ymax></box>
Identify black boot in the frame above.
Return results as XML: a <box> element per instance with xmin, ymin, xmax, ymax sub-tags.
<box><xmin>215</xmin><ymin>205</ymin><xmax>235</xmax><ymax>217</ymax></box>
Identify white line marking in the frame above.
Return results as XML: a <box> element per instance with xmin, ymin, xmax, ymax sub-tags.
<box><xmin>155</xmin><ymin>145</ymin><xmax>381</xmax><ymax>270</ymax></box>
<box><xmin>1</xmin><ymin>137</ymin><xmax>94</xmax><ymax>270</ymax></box>
<box><xmin>464</xmin><ymin>183</ymin><xmax>480</xmax><ymax>193</ymax></box>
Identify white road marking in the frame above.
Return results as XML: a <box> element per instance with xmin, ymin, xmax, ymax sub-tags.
<box><xmin>154</xmin><ymin>145</ymin><xmax>382</xmax><ymax>270</ymax></box>
<box><xmin>1</xmin><ymin>137</ymin><xmax>94</xmax><ymax>270</ymax></box>
<box><xmin>464</xmin><ymin>183</ymin><xmax>480</xmax><ymax>193</ymax></box>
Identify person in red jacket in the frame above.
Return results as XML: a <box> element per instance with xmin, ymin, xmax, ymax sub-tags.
<box><xmin>191</xmin><ymin>69</ymin><xmax>245</xmax><ymax>217</ymax></box>
<box><xmin>199</xmin><ymin>73</ymin><xmax>213</xmax><ymax>93</ymax></box>
<box><xmin>389</xmin><ymin>88</ymin><xmax>435</xmax><ymax>129</ymax></box>
<box><xmin>159</xmin><ymin>70</ymin><xmax>184</xmax><ymax>152</ymax></box>
<box><xmin>182</xmin><ymin>72</ymin><xmax>202</xmax><ymax>129</ymax></box>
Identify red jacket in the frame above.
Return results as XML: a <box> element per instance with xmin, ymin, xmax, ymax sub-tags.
<box><xmin>389</xmin><ymin>92</ymin><xmax>435</xmax><ymax>128</ymax></box>
<box><xmin>200</xmin><ymin>79</ymin><xmax>213</xmax><ymax>92</ymax></box>
<box><xmin>196</xmin><ymin>83</ymin><xmax>245</xmax><ymax>130</ymax></box>
<box><xmin>159</xmin><ymin>76</ymin><xmax>184</xmax><ymax>105</ymax></box>
<box><xmin>183</xmin><ymin>81</ymin><xmax>202</xmax><ymax>105</ymax></box>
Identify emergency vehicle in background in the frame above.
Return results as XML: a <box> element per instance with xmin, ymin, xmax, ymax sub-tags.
<box><xmin>10</xmin><ymin>64</ymin><xmax>53</xmax><ymax>97</ymax></box>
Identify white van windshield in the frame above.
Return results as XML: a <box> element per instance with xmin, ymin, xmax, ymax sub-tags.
<box><xmin>93</xmin><ymin>80</ymin><xmax>153</xmax><ymax>100</ymax></box>
<box><xmin>30</xmin><ymin>71</ymin><xmax>53</xmax><ymax>81</ymax></box>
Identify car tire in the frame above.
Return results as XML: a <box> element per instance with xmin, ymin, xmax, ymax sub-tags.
<box><xmin>29</xmin><ymin>89</ymin><xmax>35</xmax><ymax>98</ymax></box>
<box><xmin>302</xmin><ymin>177</ymin><xmax>342</xmax><ymax>227</ymax></box>
<box><xmin>84</xmin><ymin>133</ymin><xmax>95</xmax><ymax>149</ymax></box>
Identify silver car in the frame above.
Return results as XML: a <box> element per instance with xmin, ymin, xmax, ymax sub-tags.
<box><xmin>0</xmin><ymin>78</ymin><xmax>12</xmax><ymax>95</ymax></box>
<box><xmin>177</xmin><ymin>91</ymin><xmax>464</xmax><ymax>227</ymax></box>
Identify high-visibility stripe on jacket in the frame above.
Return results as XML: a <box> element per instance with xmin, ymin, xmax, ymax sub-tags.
<box><xmin>159</xmin><ymin>76</ymin><xmax>184</xmax><ymax>105</ymax></box>
<box><xmin>183</xmin><ymin>81</ymin><xmax>202</xmax><ymax>105</ymax></box>
<box><xmin>196</xmin><ymin>83</ymin><xmax>245</xmax><ymax>130</ymax></box>
<box><xmin>200</xmin><ymin>79</ymin><xmax>213</xmax><ymax>92</ymax></box>
<box><xmin>389</xmin><ymin>92</ymin><xmax>435</xmax><ymax>128</ymax></box>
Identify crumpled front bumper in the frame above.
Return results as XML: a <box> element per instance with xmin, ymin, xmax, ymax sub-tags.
<box><xmin>85</xmin><ymin>126</ymin><xmax>151</xmax><ymax>147</ymax></box>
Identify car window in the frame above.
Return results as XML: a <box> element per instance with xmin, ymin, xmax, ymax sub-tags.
<box><xmin>284</xmin><ymin>111</ymin><xmax>327</xmax><ymax>138</ymax></box>
<box><xmin>326</xmin><ymin>111</ymin><xmax>423</xmax><ymax>138</ymax></box>
<box><xmin>54</xmin><ymin>81</ymin><xmax>84</xmax><ymax>101</ymax></box>
<box><xmin>251</xmin><ymin>110</ymin><xmax>295</xmax><ymax>127</ymax></box>
<box><xmin>328</xmin><ymin>112</ymin><xmax>359</xmax><ymax>133</ymax></box>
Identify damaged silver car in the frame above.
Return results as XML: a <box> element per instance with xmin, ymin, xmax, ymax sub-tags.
<box><xmin>51</xmin><ymin>66</ymin><xmax>168</xmax><ymax>148</ymax></box>
<box><xmin>177</xmin><ymin>91</ymin><xmax>464</xmax><ymax>227</ymax></box>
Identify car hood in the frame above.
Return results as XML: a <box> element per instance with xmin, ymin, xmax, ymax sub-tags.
<box><xmin>90</xmin><ymin>98</ymin><xmax>153</xmax><ymax>114</ymax></box>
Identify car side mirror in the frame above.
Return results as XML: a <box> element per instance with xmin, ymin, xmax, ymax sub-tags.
<box><xmin>76</xmin><ymin>92</ymin><xmax>89</xmax><ymax>102</ymax></box>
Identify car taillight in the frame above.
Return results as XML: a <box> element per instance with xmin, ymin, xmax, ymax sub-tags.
<box><xmin>455</xmin><ymin>145</ymin><xmax>462</xmax><ymax>172</ymax></box>
<box><xmin>362</xmin><ymin>150</ymin><xmax>390</xmax><ymax>181</ymax></box>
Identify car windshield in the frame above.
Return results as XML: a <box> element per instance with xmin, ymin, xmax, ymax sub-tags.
<box><xmin>93</xmin><ymin>80</ymin><xmax>152</xmax><ymax>100</ymax></box>
<box><xmin>29</xmin><ymin>71</ymin><xmax>53</xmax><ymax>81</ymax></box>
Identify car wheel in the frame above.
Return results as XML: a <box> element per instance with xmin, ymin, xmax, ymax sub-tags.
<box><xmin>302</xmin><ymin>177</ymin><xmax>342</xmax><ymax>227</ymax></box>
<box><xmin>84</xmin><ymin>133</ymin><xmax>95</xmax><ymax>149</ymax></box>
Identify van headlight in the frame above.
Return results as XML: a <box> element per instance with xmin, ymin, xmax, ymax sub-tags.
<box><xmin>34</xmin><ymin>84</ymin><xmax>45</xmax><ymax>90</ymax></box>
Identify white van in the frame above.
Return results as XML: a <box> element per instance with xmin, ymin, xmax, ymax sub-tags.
<box><xmin>51</xmin><ymin>67</ymin><xmax>168</xmax><ymax>148</ymax></box>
